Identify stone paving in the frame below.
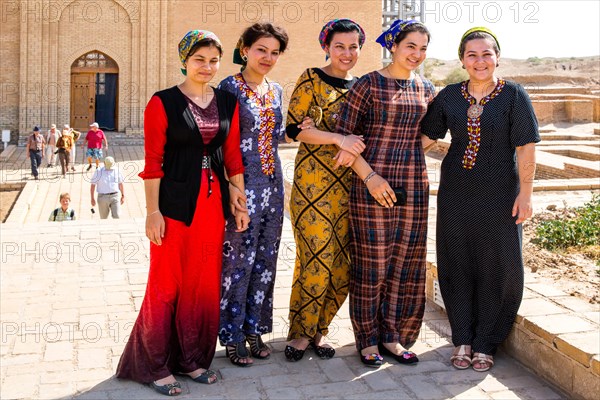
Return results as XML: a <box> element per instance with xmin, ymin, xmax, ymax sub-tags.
<box><xmin>2</xmin><ymin>142</ymin><xmax>591</xmax><ymax>399</ymax></box>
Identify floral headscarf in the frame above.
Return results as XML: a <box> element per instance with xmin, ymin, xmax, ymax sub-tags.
<box><xmin>318</xmin><ymin>18</ymin><xmax>366</xmax><ymax>60</ymax></box>
<box><xmin>178</xmin><ymin>30</ymin><xmax>222</xmax><ymax>75</ymax></box>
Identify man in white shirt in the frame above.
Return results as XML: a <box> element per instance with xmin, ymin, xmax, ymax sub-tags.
<box><xmin>90</xmin><ymin>156</ymin><xmax>125</xmax><ymax>219</ymax></box>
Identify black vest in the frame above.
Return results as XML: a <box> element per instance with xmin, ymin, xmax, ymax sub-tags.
<box><xmin>155</xmin><ymin>86</ymin><xmax>238</xmax><ymax>226</ymax></box>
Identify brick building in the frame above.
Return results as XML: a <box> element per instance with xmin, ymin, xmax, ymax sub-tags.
<box><xmin>0</xmin><ymin>0</ymin><xmax>383</xmax><ymax>143</ymax></box>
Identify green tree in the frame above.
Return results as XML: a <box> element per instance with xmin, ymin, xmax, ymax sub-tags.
<box><xmin>444</xmin><ymin>67</ymin><xmax>469</xmax><ymax>85</ymax></box>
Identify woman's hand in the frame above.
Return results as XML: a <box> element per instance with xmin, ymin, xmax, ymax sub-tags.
<box><xmin>146</xmin><ymin>211</ymin><xmax>165</xmax><ymax>245</ymax></box>
<box><xmin>229</xmin><ymin>183</ymin><xmax>248</xmax><ymax>216</ymax></box>
<box><xmin>299</xmin><ymin>116</ymin><xmax>315</xmax><ymax>130</ymax></box>
<box><xmin>338</xmin><ymin>134</ymin><xmax>365</xmax><ymax>155</ymax></box>
<box><xmin>235</xmin><ymin>211</ymin><xmax>250</xmax><ymax>232</ymax></box>
<box><xmin>366</xmin><ymin>174</ymin><xmax>396</xmax><ymax>208</ymax></box>
<box><xmin>512</xmin><ymin>191</ymin><xmax>533</xmax><ymax>224</ymax></box>
<box><xmin>333</xmin><ymin>149</ymin><xmax>358</xmax><ymax>169</ymax></box>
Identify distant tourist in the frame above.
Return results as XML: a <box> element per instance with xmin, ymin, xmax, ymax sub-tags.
<box><xmin>90</xmin><ymin>156</ymin><xmax>125</xmax><ymax>219</ymax></box>
<box><xmin>48</xmin><ymin>192</ymin><xmax>76</xmax><ymax>221</ymax></box>
<box><xmin>45</xmin><ymin>124</ymin><xmax>60</xmax><ymax>167</ymax></box>
<box><xmin>62</xmin><ymin>124</ymin><xmax>81</xmax><ymax>171</ymax></box>
<box><xmin>56</xmin><ymin>127</ymin><xmax>76</xmax><ymax>178</ymax></box>
<box><xmin>83</xmin><ymin>122</ymin><xmax>107</xmax><ymax>171</ymax></box>
<box><xmin>25</xmin><ymin>126</ymin><xmax>45</xmax><ymax>181</ymax></box>
<box><xmin>421</xmin><ymin>27</ymin><xmax>540</xmax><ymax>372</ymax></box>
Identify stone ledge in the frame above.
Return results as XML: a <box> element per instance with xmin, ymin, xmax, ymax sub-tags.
<box><xmin>0</xmin><ymin>144</ymin><xmax>17</xmax><ymax>160</ymax></box>
<box><xmin>4</xmin><ymin>180</ymin><xmax>37</xmax><ymax>225</ymax></box>
<box><xmin>425</xmin><ymin>261</ymin><xmax>600</xmax><ymax>400</ymax></box>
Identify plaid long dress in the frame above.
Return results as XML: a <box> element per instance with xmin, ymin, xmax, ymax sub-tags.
<box><xmin>336</xmin><ymin>71</ymin><xmax>435</xmax><ymax>351</ymax></box>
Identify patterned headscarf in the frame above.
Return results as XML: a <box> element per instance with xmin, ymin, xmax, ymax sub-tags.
<box><xmin>459</xmin><ymin>27</ymin><xmax>501</xmax><ymax>58</ymax></box>
<box><xmin>319</xmin><ymin>18</ymin><xmax>366</xmax><ymax>60</ymax></box>
<box><xmin>178</xmin><ymin>30</ymin><xmax>222</xmax><ymax>75</ymax></box>
<box><xmin>376</xmin><ymin>19</ymin><xmax>420</xmax><ymax>51</ymax></box>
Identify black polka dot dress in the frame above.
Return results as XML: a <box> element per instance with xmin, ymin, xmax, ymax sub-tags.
<box><xmin>421</xmin><ymin>80</ymin><xmax>540</xmax><ymax>354</ymax></box>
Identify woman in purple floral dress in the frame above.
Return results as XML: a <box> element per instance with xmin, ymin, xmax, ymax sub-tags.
<box><xmin>218</xmin><ymin>22</ymin><xmax>288</xmax><ymax>367</ymax></box>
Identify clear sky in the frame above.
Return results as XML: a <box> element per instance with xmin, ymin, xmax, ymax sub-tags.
<box><xmin>422</xmin><ymin>0</ymin><xmax>600</xmax><ymax>59</ymax></box>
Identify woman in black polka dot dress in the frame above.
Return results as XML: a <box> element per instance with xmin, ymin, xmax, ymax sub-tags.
<box><xmin>421</xmin><ymin>27</ymin><xmax>540</xmax><ymax>372</ymax></box>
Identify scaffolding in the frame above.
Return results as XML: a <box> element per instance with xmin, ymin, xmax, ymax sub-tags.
<box><xmin>382</xmin><ymin>0</ymin><xmax>425</xmax><ymax>65</ymax></box>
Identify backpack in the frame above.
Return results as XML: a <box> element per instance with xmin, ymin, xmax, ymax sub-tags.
<box><xmin>53</xmin><ymin>208</ymin><xmax>74</xmax><ymax>221</ymax></box>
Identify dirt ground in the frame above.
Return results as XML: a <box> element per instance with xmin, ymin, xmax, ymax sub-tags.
<box><xmin>523</xmin><ymin>207</ymin><xmax>599</xmax><ymax>305</ymax></box>
<box><xmin>0</xmin><ymin>190</ymin><xmax>21</xmax><ymax>223</ymax></box>
<box><xmin>427</xmin><ymin>55</ymin><xmax>600</xmax><ymax>87</ymax></box>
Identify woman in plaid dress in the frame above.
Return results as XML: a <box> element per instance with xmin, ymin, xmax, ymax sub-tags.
<box><xmin>335</xmin><ymin>20</ymin><xmax>434</xmax><ymax>367</ymax></box>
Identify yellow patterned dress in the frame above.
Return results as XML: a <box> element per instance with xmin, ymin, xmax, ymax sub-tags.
<box><xmin>286</xmin><ymin>68</ymin><xmax>357</xmax><ymax>340</ymax></box>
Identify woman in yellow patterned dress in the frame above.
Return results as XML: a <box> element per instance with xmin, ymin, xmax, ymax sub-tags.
<box><xmin>284</xmin><ymin>19</ymin><xmax>367</xmax><ymax>361</ymax></box>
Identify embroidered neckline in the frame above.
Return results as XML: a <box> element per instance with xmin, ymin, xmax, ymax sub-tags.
<box><xmin>460</xmin><ymin>79</ymin><xmax>506</xmax><ymax>170</ymax></box>
<box><xmin>233</xmin><ymin>73</ymin><xmax>276</xmax><ymax>176</ymax></box>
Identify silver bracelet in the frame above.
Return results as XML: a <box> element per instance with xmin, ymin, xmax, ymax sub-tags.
<box><xmin>363</xmin><ymin>171</ymin><xmax>377</xmax><ymax>185</ymax></box>
<box><xmin>339</xmin><ymin>135</ymin><xmax>346</xmax><ymax>148</ymax></box>
<box><xmin>147</xmin><ymin>210</ymin><xmax>160</xmax><ymax>217</ymax></box>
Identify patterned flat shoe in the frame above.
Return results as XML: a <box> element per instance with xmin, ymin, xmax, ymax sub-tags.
<box><xmin>284</xmin><ymin>345</ymin><xmax>306</xmax><ymax>362</ymax></box>
<box><xmin>310</xmin><ymin>342</ymin><xmax>335</xmax><ymax>359</ymax></box>
<box><xmin>360</xmin><ymin>353</ymin><xmax>383</xmax><ymax>368</ymax></box>
<box><xmin>378</xmin><ymin>343</ymin><xmax>419</xmax><ymax>365</ymax></box>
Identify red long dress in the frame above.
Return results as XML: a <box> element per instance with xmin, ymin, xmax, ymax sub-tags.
<box><xmin>116</xmin><ymin>95</ymin><xmax>243</xmax><ymax>383</ymax></box>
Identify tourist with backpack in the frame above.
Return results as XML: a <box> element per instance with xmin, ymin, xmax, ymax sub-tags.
<box><xmin>48</xmin><ymin>193</ymin><xmax>76</xmax><ymax>221</ymax></box>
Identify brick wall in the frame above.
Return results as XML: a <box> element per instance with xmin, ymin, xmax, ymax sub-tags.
<box><xmin>1</xmin><ymin>0</ymin><xmax>384</xmax><ymax>142</ymax></box>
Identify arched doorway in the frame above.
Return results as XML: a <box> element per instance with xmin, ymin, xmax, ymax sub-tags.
<box><xmin>70</xmin><ymin>51</ymin><xmax>119</xmax><ymax>131</ymax></box>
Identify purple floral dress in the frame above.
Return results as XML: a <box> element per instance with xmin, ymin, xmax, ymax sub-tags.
<box><xmin>218</xmin><ymin>74</ymin><xmax>285</xmax><ymax>346</ymax></box>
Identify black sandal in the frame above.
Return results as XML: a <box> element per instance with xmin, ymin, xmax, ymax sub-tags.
<box><xmin>226</xmin><ymin>342</ymin><xmax>252</xmax><ymax>367</ymax></box>
<box><xmin>246</xmin><ymin>334</ymin><xmax>271</xmax><ymax>359</ymax></box>
<box><xmin>150</xmin><ymin>381</ymin><xmax>182</xmax><ymax>396</ymax></box>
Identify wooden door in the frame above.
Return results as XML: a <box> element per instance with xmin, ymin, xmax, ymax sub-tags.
<box><xmin>70</xmin><ymin>73</ymin><xmax>96</xmax><ymax>131</ymax></box>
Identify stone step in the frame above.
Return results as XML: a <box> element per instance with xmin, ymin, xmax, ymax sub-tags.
<box><xmin>525</xmin><ymin>86</ymin><xmax>592</xmax><ymax>95</ymax></box>
<box><xmin>539</xmin><ymin>133</ymin><xmax>599</xmax><ymax>141</ymax></box>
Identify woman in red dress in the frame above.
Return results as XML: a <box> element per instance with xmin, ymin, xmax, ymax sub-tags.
<box><xmin>116</xmin><ymin>30</ymin><xmax>249</xmax><ymax>396</ymax></box>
